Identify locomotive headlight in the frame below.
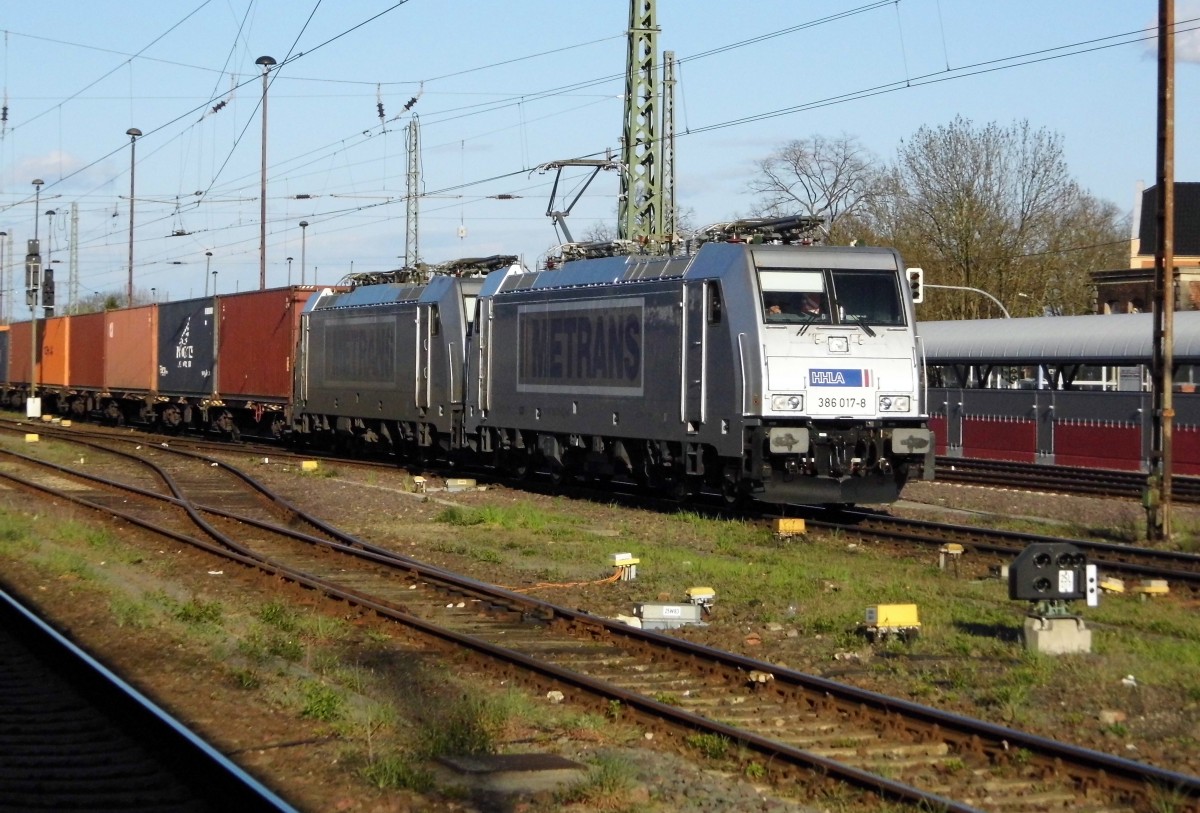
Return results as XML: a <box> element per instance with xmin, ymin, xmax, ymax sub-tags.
<box><xmin>771</xmin><ymin>394</ymin><xmax>804</xmax><ymax>411</ymax></box>
<box><xmin>878</xmin><ymin>395</ymin><xmax>911</xmax><ymax>412</ymax></box>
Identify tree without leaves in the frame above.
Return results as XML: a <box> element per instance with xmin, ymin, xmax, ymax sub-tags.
<box><xmin>746</xmin><ymin>134</ymin><xmax>878</xmax><ymax>243</ymax></box>
<box><xmin>865</xmin><ymin>116</ymin><xmax>1127</xmax><ymax>320</ymax></box>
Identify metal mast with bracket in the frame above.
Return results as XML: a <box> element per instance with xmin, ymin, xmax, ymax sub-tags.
<box><xmin>618</xmin><ymin>0</ymin><xmax>661</xmax><ymax>248</ymax></box>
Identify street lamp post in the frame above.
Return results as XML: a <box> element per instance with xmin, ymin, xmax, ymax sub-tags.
<box><xmin>256</xmin><ymin>55</ymin><xmax>276</xmax><ymax>290</ymax></box>
<box><xmin>30</xmin><ymin>179</ymin><xmax>44</xmax><ymax>412</ymax></box>
<box><xmin>923</xmin><ymin>284</ymin><xmax>1012</xmax><ymax>319</ymax></box>
<box><xmin>212</xmin><ymin>270</ymin><xmax>218</xmax><ymax>295</ymax></box>
<box><xmin>204</xmin><ymin>251</ymin><xmax>213</xmax><ymax>296</ymax></box>
<box><xmin>0</xmin><ymin>230</ymin><xmax>7</xmax><ymax>325</ymax></box>
<box><xmin>126</xmin><ymin>128</ymin><xmax>142</xmax><ymax>305</ymax></box>
<box><xmin>286</xmin><ymin>256</ymin><xmax>293</xmax><ymax>286</ymax></box>
<box><xmin>299</xmin><ymin>220</ymin><xmax>308</xmax><ymax>285</ymax></box>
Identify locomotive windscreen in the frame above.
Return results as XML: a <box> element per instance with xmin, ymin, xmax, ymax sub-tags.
<box><xmin>758</xmin><ymin>266</ymin><xmax>905</xmax><ymax>327</ymax></box>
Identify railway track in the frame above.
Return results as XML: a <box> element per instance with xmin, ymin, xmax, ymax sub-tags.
<box><xmin>0</xmin><ymin>584</ymin><xmax>296</xmax><ymax>813</ymax></box>
<box><xmin>1</xmin><ymin>423</ymin><xmax>1197</xmax><ymax>811</ymax></box>
<box><xmin>815</xmin><ymin>508</ymin><xmax>1200</xmax><ymax>591</ymax></box>
<box><xmin>934</xmin><ymin>456</ymin><xmax>1200</xmax><ymax>504</ymax></box>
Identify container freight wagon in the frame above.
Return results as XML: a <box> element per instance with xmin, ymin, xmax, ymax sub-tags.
<box><xmin>215</xmin><ymin>287</ymin><xmax>319</xmax><ymax>438</ymax></box>
<box><xmin>155</xmin><ymin>297</ymin><xmax>218</xmax><ymax>431</ymax></box>
<box><xmin>101</xmin><ymin>305</ymin><xmax>158</xmax><ymax>424</ymax></box>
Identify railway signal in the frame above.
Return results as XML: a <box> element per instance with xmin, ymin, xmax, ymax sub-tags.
<box><xmin>25</xmin><ymin>238</ymin><xmax>41</xmax><ymax>308</ymax></box>
<box><xmin>906</xmin><ymin>267</ymin><xmax>924</xmax><ymax>304</ymax></box>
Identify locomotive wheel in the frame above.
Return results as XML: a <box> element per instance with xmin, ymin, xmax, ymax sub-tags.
<box><xmin>504</xmin><ymin>446</ymin><xmax>534</xmax><ymax>481</ymax></box>
<box><xmin>719</xmin><ymin>466</ymin><xmax>744</xmax><ymax>506</ymax></box>
<box><xmin>69</xmin><ymin>397</ymin><xmax>88</xmax><ymax>419</ymax></box>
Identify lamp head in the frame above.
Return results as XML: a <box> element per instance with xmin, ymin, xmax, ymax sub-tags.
<box><xmin>126</xmin><ymin>127</ymin><xmax>142</xmax><ymax>138</ymax></box>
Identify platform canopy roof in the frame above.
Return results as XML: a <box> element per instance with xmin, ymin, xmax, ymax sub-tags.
<box><xmin>917</xmin><ymin>312</ymin><xmax>1200</xmax><ymax>365</ymax></box>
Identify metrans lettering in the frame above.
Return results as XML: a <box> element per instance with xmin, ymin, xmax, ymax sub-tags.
<box><xmin>809</xmin><ymin>369</ymin><xmax>871</xmax><ymax>387</ymax></box>
<box><xmin>324</xmin><ymin>319</ymin><xmax>397</xmax><ymax>384</ymax></box>
<box><xmin>518</xmin><ymin>299</ymin><xmax>643</xmax><ymax>393</ymax></box>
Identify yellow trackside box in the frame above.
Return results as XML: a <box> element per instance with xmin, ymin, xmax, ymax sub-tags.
<box><xmin>772</xmin><ymin>518</ymin><xmax>807</xmax><ymax>536</ymax></box>
<box><xmin>300</xmin><ymin>460</ymin><xmax>320</xmax><ymax>472</ymax></box>
<box><xmin>865</xmin><ymin>604</ymin><xmax>921</xmax><ymax>628</ymax></box>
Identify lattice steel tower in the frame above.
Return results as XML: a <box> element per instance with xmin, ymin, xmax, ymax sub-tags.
<box><xmin>618</xmin><ymin>0</ymin><xmax>661</xmax><ymax>247</ymax></box>
<box><xmin>405</xmin><ymin>114</ymin><xmax>420</xmax><ymax>267</ymax></box>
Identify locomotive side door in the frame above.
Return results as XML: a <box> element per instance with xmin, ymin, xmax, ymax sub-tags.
<box><xmin>682</xmin><ymin>281</ymin><xmax>708</xmax><ymax>429</ymax></box>
<box><xmin>415</xmin><ymin>303</ymin><xmax>438</xmax><ymax>410</ymax></box>
<box><xmin>474</xmin><ymin>298</ymin><xmax>492</xmax><ymax>412</ymax></box>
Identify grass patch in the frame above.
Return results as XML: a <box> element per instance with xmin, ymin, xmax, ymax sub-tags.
<box><xmin>360</xmin><ymin>753</ymin><xmax>435</xmax><ymax>792</ymax></box>
<box><xmin>299</xmin><ymin>680</ymin><xmax>346</xmax><ymax>722</ymax></box>
<box><xmin>555</xmin><ymin>753</ymin><xmax>638</xmax><ymax>808</ymax></box>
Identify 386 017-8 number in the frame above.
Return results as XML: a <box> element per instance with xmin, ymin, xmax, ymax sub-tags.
<box><xmin>816</xmin><ymin>396</ymin><xmax>867</xmax><ymax>410</ymax></box>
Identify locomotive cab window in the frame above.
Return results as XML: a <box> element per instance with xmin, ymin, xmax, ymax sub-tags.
<box><xmin>829</xmin><ymin>270</ymin><xmax>905</xmax><ymax>327</ymax></box>
<box><xmin>429</xmin><ymin>305</ymin><xmax>441</xmax><ymax>336</ymax></box>
<box><xmin>759</xmin><ymin>270</ymin><xmax>828</xmax><ymax>324</ymax></box>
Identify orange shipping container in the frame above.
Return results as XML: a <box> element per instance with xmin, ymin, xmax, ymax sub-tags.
<box><xmin>216</xmin><ymin>287</ymin><xmax>315</xmax><ymax>401</ymax></box>
<box><xmin>40</xmin><ymin>315</ymin><xmax>70</xmax><ymax>387</ymax></box>
<box><xmin>68</xmin><ymin>311</ymin><xmax>107</xmax><ymax>390</ymax></box>
<box><xmin>104</xmin><ymin>306</ymin><xmax>158</xmax><ymax>393</ymax></box>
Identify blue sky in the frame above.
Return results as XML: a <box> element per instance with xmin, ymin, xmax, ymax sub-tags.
<box><xmin>0</xmin><ymin>0</ymin><xmax>1197</xmax><ymax>305</ymax></box>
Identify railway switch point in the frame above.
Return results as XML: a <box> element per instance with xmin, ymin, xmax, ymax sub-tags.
<box><xmin>1099</xmin><ymin>576</ymin><xmax>1126</xmax><ymax>593</ymax></box>
<box><xmin>772</xmin><ymin>518</ymin><xmax>806</xmax><ymax>540</ymax></box>
<box><xmin>861</xmin><ymin>603</ymin><xmax>921</xmax><ymax>642</ymax></box>
<box><xmin>609</xmin><ymin>552</ymin><xmax>639</xmax><ymax>581</ymax></box>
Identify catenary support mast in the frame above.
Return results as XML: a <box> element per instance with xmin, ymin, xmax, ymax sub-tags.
<box><xmin>618</xmin><ymin>0</ymin><xmax>661</xmax><ymax>248</ymax></box>
<box><xmin>1147</xmin><ymin>0</ymin><xmax>1175</xmax><ymax>541</ymax></box>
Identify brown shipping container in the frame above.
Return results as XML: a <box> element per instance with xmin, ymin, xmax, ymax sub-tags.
<box><xmin>9</xmin><ymin>321</ymin><xmax>33</xmax><ymax>384</ymax></box>
<box><xmin>217</xmin><ymin>287</ymin><xmax>314</xmax><ymax>400</ymax></box>
<box><xmin>68</xmin><ymin>311</ymin><xmax>107</xmax><ymax>390</ymax></box>
<box><xmin>39</xmin><ymin>316</ymin><xmax>70</xmax><ymax>387</ymax></box>
<box><xmin>0</xmin><ymin>325</ymin><xmax>9</xmax><ymax>385</ymax></box>
<box><xmin>104</xmin><ymin>306</ymin><xmax>158</xmax><ymax>393</ymax></box>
